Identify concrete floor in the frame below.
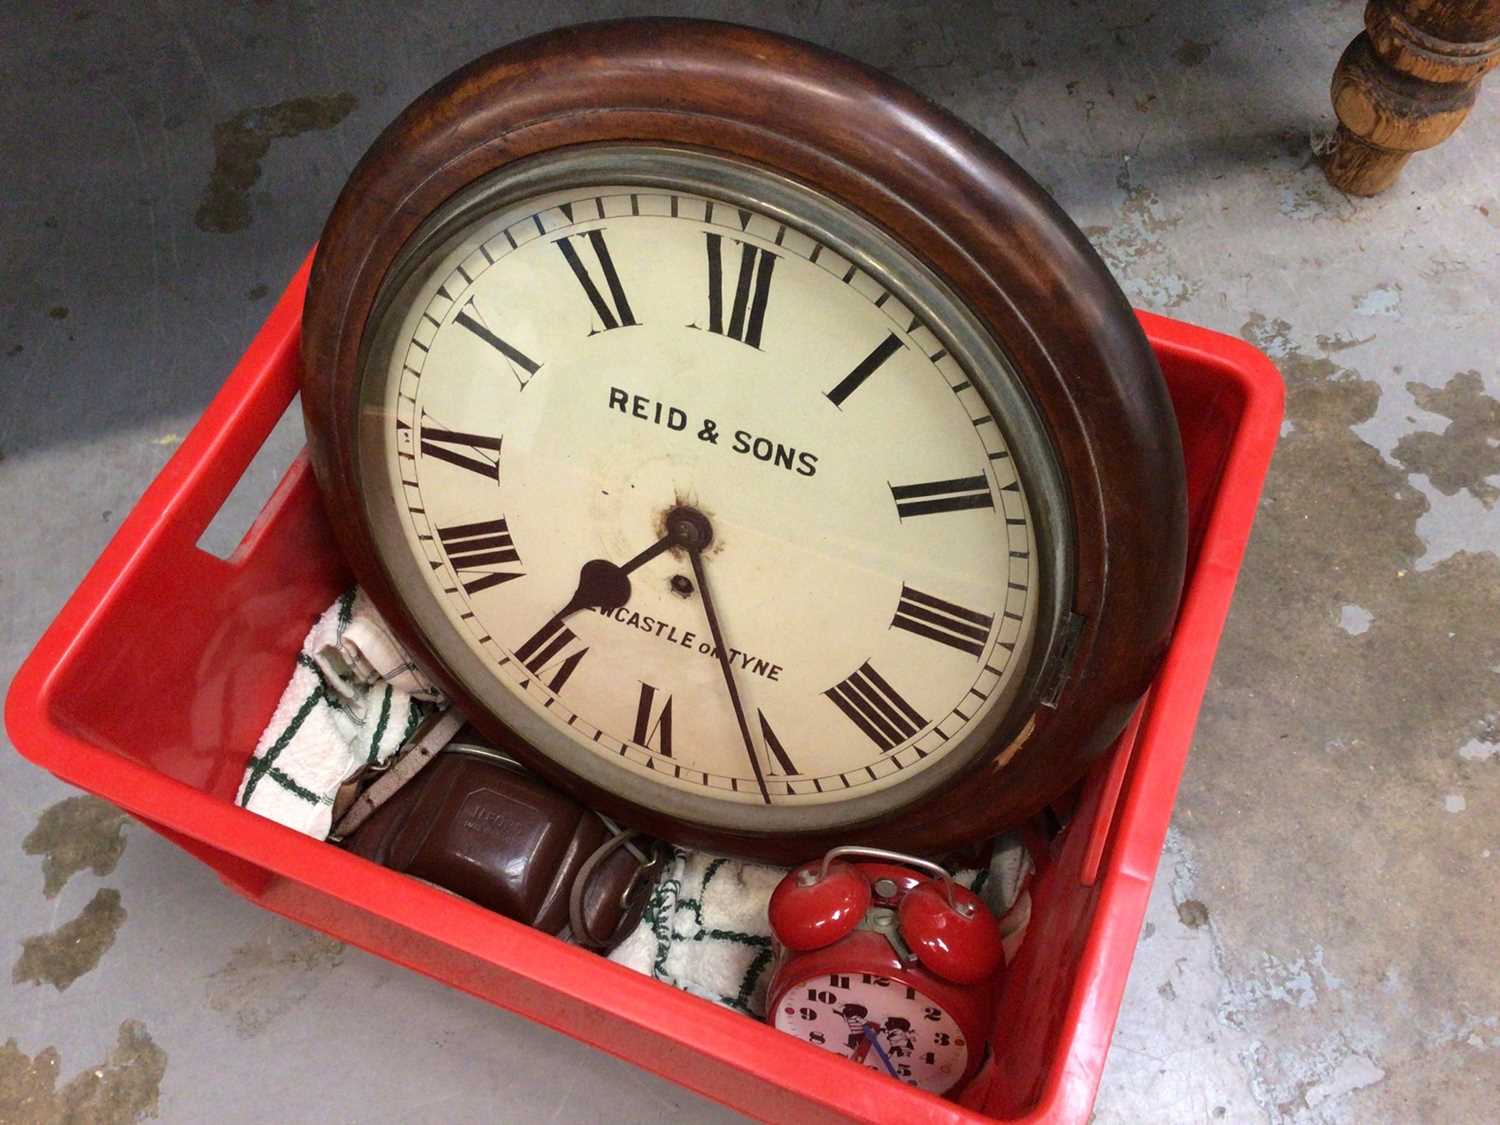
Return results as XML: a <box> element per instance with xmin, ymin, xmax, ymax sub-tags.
<box><xmin>2</xmin><ymin>1</ymin><xmax>1496</xmax><ymax>1121</ymax></box>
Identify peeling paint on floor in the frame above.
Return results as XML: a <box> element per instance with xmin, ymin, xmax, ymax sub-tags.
<box><xmin>1336</xmin><ymin>605</ymin><xmax>1372</xmax><ymax>635</ymax></box>
<box><xmin>1351</xmin><ymin>285</ymin><xmax>1401</xmax><ymax>318</ymax></box>
<box><xmin>0</xmin><ymin>1020</ymin><xmax>166</xmax><ymax>1125</ymax></box>
<box><xmin>21</xmin><ymin>798</ymin><xmax>127</xmax><ymax>899</ymax></box>
<box><xmin>12</xmin><ymin>889</ymin><xmax>127</xmax><ymax>991</ymax></box>
<box><xmin>1083</xmin><ymin>166</ymin><xmax>1199</xmax><ymax>309</ymax></box>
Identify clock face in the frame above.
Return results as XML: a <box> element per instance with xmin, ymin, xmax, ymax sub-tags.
<box><xmin>772</xmin><ymin>972</ymin><xmax>969</xmax><ymax>1094</ymax></box>
<box><xmin>356</xmin><ymin>147</ymin><xmax>1068</xmax><ymax>834</ymax></box>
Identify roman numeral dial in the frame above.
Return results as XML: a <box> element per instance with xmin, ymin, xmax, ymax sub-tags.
<box><xmin>890</xmin><ymin>476</ymin><xmax>995</xmax><ymax>519</ymax></box>
<box><xmin>382</xmin><ymin>182</ymin><xmax>1039</xmax><ymax>823</ymax></box>
<box><xmin>824</xmin><ymin>663</ymin><xmax>928</xmax><ymax>752</ymax></box>
<box><xmin>633</xmin><ymin>682</ymin><xmax>674</xmax><ymax>756</ymax></box>
<box><xmin>890</xmin><ymin>585</ymin><xmax>995</xmax><ymax>659</ymax></box>
<box><xmin>437</xmin><ymin>518</ymin><xmax>523</xmax><ymax>595</ymax></box>
<box><xmin>555</xmin><ymin>229</ymin><xmax>637</xmax><ymax>333</ymax></box>
<box><xmin>826</xmin><ymin>332</ymin><xmax>904</xmax><ymax>407</ymax></box>
<box><xmin>696</xmin><ymin>233</ymin><xmax>777</xmax><ymax>348</ymax></box>
<box><xmin>514</xmin><ymin>616</ymin><xmax>589</xmax><ymax>694</ymax></box>
<box><xmin>454</xmin><ymin>300</ymin><xmax>542</xmax><ymax>388</ymax></box>
<box><xmin>757</xmin><ymin>710</ymin><xmax>799</xmax><ymax>776</ymax></box>
<box><xmin>420</xmin><ymin>414</ymin><xmax>503</xmax><ymax>482</ymax></box>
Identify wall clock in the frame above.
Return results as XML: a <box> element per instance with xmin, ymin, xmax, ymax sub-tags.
<box><xmin>300</xmin><ymin>19</ymin><xmax>1186</xmax><ymax>862</ymax></box>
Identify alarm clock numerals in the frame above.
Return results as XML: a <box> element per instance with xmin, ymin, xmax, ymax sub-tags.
<box><xmin>773</xmin><ymin>976</ymin><xmax>968</xmax><ymax>1093</ymax></box>
<box><xmin>859</xmin><ymin>974</ymin><xmax>917</xmax><ymax>1000</ymax></box>
<box><xmin>437</xmin><ymin>517</ymin><xmax>524</xmax><ymax>595</ymax></box>
<box><xmin>554</xmin><ymin>230</ymin><xmax>638</xmax><ymax>333</ymax></box>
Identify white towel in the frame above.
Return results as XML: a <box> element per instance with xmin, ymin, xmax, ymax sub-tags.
<box><xmin>236</xmin><ymin>589</ymin><xmax>443</xmax><ymax>838</ymax></box>
<box><xmin>608</xmin><ymin>849</ymin><xmax>787</xmax><ymax>1015</ymax></box>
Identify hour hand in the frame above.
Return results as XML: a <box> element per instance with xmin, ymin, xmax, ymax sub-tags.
<box><xmin>553</xmin><ymin>530</ymin><xmax>679</xmax><ymax>620</ymax></box>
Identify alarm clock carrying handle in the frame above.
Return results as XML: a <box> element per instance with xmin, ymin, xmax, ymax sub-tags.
<box><xmin>815</xmin><ymin>846</ymin><xmax>973</xmax><ymax>916</ymax></box>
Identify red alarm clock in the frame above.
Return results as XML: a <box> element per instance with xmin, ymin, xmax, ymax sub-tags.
<box><xmin>766</xmin><ymin>847</ymin><xmax>1003</xmax><ymax>1096</ymax></box>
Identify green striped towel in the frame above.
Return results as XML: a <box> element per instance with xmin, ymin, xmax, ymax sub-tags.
<box><xmin>236</xmin><ymin>589</ymin><xmax>443</xmax><ymax>838</ymax></box>
<box><xmin>608</xmin><ymin>847</ymin><xmax>1029</xmax><ymax>1018</ymax></box>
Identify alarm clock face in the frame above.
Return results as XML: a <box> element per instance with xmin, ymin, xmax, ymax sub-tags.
<box><xmin>772</xmin><ymin>972</ymin><xmax>969</xmax><ymax>1093</ymax></box>
<box><xmin>353</xmin><ymin>146</ymin><xmax>1071</xmax><ymax>836</ymax></box>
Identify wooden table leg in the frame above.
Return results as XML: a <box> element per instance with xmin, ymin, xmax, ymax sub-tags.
<box><xmin>1324</xmin><ymin>0</ymin><xmax>1500</xmax><ymax>195</ymax></box>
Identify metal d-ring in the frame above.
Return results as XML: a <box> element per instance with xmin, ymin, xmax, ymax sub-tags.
<box><xmin>815</xmin><ymin>846</ymin><xmax>972</xmax><ymax>916</ymax></box>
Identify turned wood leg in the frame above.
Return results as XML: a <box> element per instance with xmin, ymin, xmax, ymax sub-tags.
<box><xmin>1324</xmin><ymin>0</ymin><xmax>1500</xmax><ymax>195</ymax></box>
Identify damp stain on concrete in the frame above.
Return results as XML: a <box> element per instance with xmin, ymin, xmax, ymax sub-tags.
<box><xmin>22</xmin><ymin>796</ymin><xmax>128</xmax><ymax>899</ymax></box>
<box><xmin>0</xmin><ymin>1020</ymin><xmax>166</xmax><ymax>1124</ymax></box>
<box><xmin>1173</xmin><ymin>39</ymin><xmax>1214</xmax><ymax>67</ymax></box>
<box><xmin>195</xmin><ymin>93</ymin><xmax>357</xmax><ymax>233</ymax></box>
<box><xmin>205</xmin><ymin>921</ymin><xmax>345</xmax><ymax>1038</ymax></box>
<box><xmin>13</xmin><ymin>889</ymin><xmax>126</xmax><ymax>991</ymax></box>
<box><xmin>1392</xmin><ymin>371</ymin><xmax>1500</xmax><ymax>508</ymax></box>
<box><xmin>1314</xmin><ymin>332</ymin><xmax>1374</xmax><ymax>354</ymax></box>
<box><xmin>1177</xmin><ymin>898</ymin><xmax>1210</xmax><ymax>929</ymax></box>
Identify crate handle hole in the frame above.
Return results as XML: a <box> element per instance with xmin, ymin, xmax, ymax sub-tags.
<box><xmin>195</xmin><ymin>393</ymin><xmax>309</xmax><ymax>560</ymax></box>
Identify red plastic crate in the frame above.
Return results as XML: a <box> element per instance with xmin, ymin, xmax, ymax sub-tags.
<box><xmin>5</xmin><ymin>254</ymin><xmax>1281</xmax><ymax>1123</ymax></box>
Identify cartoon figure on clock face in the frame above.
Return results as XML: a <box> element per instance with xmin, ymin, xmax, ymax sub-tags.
<box><xmin>774</xmin><ymin>973</ymin><xmax>971</xmax><ymax>1093</ymax></box>
<box><xmin>882</xmin><ymin>1016</ymin><xmax>915</xmax><ymax>1058</ymax></box>
<box><xmin>835</xmin><ymin>1002</ymin><xmax>871</xmax><ymax>1050</ymax></box>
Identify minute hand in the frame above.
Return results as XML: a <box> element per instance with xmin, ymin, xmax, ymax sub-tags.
<box><xmin>685</xmin><ymin>544</ymin><xmax>772</xmax><ymax>805</ymax></box>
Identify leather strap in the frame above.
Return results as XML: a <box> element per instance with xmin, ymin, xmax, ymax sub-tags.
<box><xmin>329</xmin><ymin>707</ymin><xmax>466</xmax><ymax>840</ymax></box>
<box><xmin>569</xmin><ymin>828</ymin><xmax>663</xmax><ymax>949</ymax></box>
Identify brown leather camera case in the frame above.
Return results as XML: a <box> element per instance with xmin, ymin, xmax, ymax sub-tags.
<box><xmin>342</xmin><ymin>749</ymin><xmax>652</xmax><ymax>946</ymax></box>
